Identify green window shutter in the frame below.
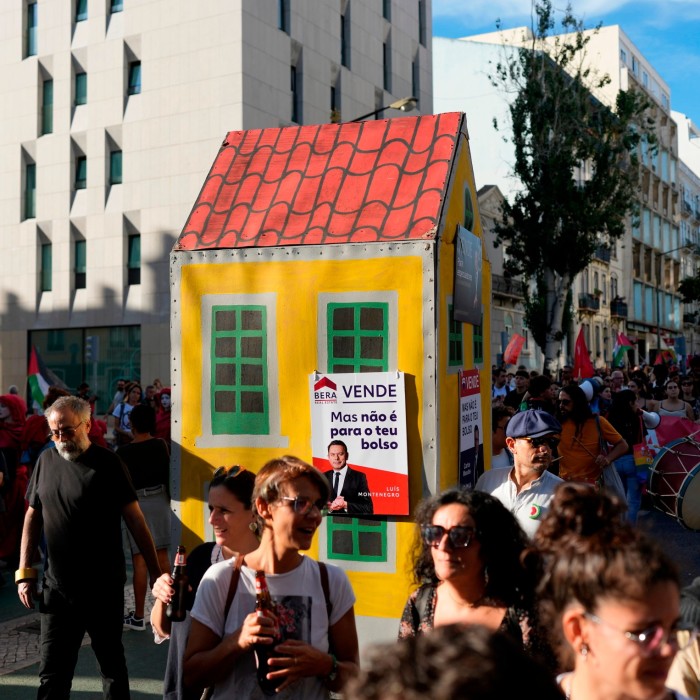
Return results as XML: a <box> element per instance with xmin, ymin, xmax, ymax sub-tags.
<box><xmin>327</xmin><ymin>303</ymin><xmax>388</xmax><ymax>373</ymax></box>
<box><xmin>447</xmin><ymin>303</ymin><xmax>464</xmax><ymax>367</ymax></box>
<box><xmin>42</xmin><ymin>79</ymin><xmax>53</xmax><ymax>134</ymax></box>
<box><xmin>211</xmin><ymin>305</ymin><xmax>269</xmax><ymax>435</ymax></box>
<box><xmin>326</xmin><ymin>517</ymin><xmax>388</xmax><ymax>562</ymax></box>
<box><xmin>325</xmin><ymin>301</ymin><xmax>390</xmax><ymax>563</ymax></box>
<box><xmin>75</xmin><ymin>72</ymin><xmax>87</xmax><ymax>105</ymax></box>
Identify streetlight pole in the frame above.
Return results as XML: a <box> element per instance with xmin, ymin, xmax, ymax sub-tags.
<box><xmin>350</xmin><ymin>96</ymin><xmax>418</xmax><ymax>122</ymax></box>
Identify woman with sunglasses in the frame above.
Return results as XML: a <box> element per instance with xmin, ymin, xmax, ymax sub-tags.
<box><xmin>151</xmin><ymin>464</ymin><xmax>259</xmax><ymax>700</ymax></box>
<box><xmin>679</xmin><ymin>377</ymin><xmax>699</xmax><ymax>420</ymax></box>
<box><xmin>533</xmin><ymin>482</ymin><xmax>693</xmax><ymax>700</ymax></box>
<box><xmin>183</xmin><ymin>456</ymin><xmax>359</xmax><ymax>699</ymax></box>
<box><xmin>398</xmin><ymin>489</ymin><xmax>547</xmax><ymax>661</ymax></box>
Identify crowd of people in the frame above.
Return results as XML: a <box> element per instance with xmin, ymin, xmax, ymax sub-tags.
<box><xmin>4</xmin><ymin>359</ymin><xmax>700</xmax><ymax>700</ymax></box>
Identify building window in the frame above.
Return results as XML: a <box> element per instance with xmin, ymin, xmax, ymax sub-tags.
<box><xmin>412</xmin><ymin>55</ymin><xmax>420</xmax><ymax>107</ymax></box>
<box><xmin>127</xmin><ymin>234</ymin><xmax>140</xmax><ymax>285</ymax></box>
<box><xmin>326</xmin><ymin>517</ymin><xmax>387</xmax><ymax>562</ymax></box>
<box><xmin>383</xmin><ymin>40</ymin><xmax>391</xmax><ymax>92</ymax></box>
<box><xmin>26</xmin><ymin>2</ymin><xmax>38</xmax><ymax>57</ymax></box>
<box><xmin>110</xmin><ymin>150</ymin><xmax>122</xmax><ymax>185</ymax></box>
<box><xmin>75</xmin><ymin>239</ymin><xmax>86</xmax><ymax>289</ymax></box>
<box><xmin>75</xmin><ymin>155</ymin><xmax>87</xmax><ymax>189</ymax></box>
<box><xmin>75</xmin><ymin>71</ymin><xmax>87</xmax><ymax>105</ymax></box>
<box><xmin>418</xmin><ymin>0</ymin><xmax>426</xmax><ymax>46</ymax></box>
<box><xmin>620</xmin><ymin>48</ymin><xmax>627</xmax><ymax>64</ymax></box>
<box><xmin>111</xmin><ymin>0</ymin><xmax>123</xmax><ymax>12</ymax></box>
<box><xmin>76</xmin><ymin>0</ymin><xmax>87</xmax><ymax>22</ymax></box>
<box><xmin>473</xmin><ymin>320</ymin><xmax>483</xmax><ymax>365</ymax></box>
<box><xmin>448</xmin><ymin>304</ymin><xmax>463</xmax><ymax>367</ymax></box>
<box><xmin>278</xmin><ymin>0</ymin><xmax>289</xmax><ymax>33</ymax></box>
<box><xmin>24</xmin><ymin>162</ymin><xmax>36</xmax><ymax>219</ymax></box>
<box><xmin>382</xmin><ymin>0</ymin><xmax>391</xmax><ymax>20</ymax></box>
<box><xmin>41</xmin><ymin>243</ymin><xmax>52</xmax><ymax>292</ymax></box>
<box><xmin>330</xmin><ymin>81</ymin><xmax>340</xmax><ymax>123</ymax></box>
<box><xmin>291</xmin><ymin>64</ymin><xmax>301</xmax><ymax>124</ymax></box>
<box><xmin>211</xmin><ymin>305</ymin><xmax>269</xmax><ymax>435</ymax></box>
<box><xmin>41</xmin><ymin>79</ymin><xmax>53</xmax><ymax>134</ymax></box>
<box><xmin>341</xmin><ymin>10</ymin><xmax>350</xmax><ymax>68</ymax></box>
<box><xmin>127</xmin><ymin>61</ymin><xmax>141</xmax><ymax>95</ymax></box>
<box><xmin>327</xmin><ymin>303</ymin><xmax>388</xmax><ymax>373</ymax></box>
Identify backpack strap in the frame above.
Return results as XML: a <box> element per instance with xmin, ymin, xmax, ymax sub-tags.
<box><xmin>223</xmin><ymin>554</ymin><xmax>244</xmax><ymax>621</ymax></box>
<box><xmin>318</xmin><ymin>561</ymin><xmax>332</xmax><ymax>620</ymax></box>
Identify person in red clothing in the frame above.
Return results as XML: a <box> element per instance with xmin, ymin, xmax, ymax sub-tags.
<box><xmin>0</xmin><ymin>393</ymin><xmax>28</xmax><ymax>568</ymax></box>
<box><xmin>153</xmin><ymin>387</ymin><xmax>171</xmax><ymax>447</ymax></box>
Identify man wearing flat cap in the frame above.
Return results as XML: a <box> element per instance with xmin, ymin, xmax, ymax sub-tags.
<box><xmin>475</xmin><ymin>409</ymin><xmax>563</xmax><ymax>538</ymax></box>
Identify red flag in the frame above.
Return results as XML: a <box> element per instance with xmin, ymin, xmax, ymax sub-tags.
<box><xmin>573</xmin><ymin>328</ymin><xmax>595</xmax><ymax>379</ymax></box>
<box><xmin>503</xmin><ymin>333</ymin><xmax>525</xmax><ymax>365</ymax></box>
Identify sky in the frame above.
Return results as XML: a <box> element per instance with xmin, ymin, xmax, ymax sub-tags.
<box><xmin>432</xmin><ymin>0</ymin><xmax>700</xmax><ymax>123</ymax></box>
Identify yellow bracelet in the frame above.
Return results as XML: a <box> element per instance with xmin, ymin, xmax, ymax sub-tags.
<box><xmin>15</xmin><ymin>568</ymin><xmax>38</xmax><ymax>584</ymax></box>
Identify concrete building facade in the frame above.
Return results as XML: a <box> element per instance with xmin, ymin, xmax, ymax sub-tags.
<box><xmin>0</xmin><ymin>0</ymin><xmax>432</xmax><ymax>407</ymax></box>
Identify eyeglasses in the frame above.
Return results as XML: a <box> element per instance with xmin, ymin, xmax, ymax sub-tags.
<box><xmin>520</xmin><ymin>436</ymin><xmax>560</xmax><ymax>449</ymax></box>
<box><xmin>213</xmin><ymin>465</ymin><xmax>246</xmax><ymax>479</ymax></box>
<box><xmin>279</xmin><ymin>496</ymin><xmax>327</xmax><ymax>516</ymax></box>
<box><xmin>421</xmin><ymin>524</ymin><xmax>475</xmax><ymax>549</ymax></box>
<box><xmin>47</xmin><ymin>422</ymin><xmax>84</xmax><ymax>439</ymax></box>
<box><xmin>584</xmin><ymin>612</ymin><xmax>698</xmax><ymax>655</ymax></box>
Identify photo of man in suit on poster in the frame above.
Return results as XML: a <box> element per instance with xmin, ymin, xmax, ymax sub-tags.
<box><xmin>324</xmin><ymin>440</ymin><xmax>374</xmax><ymax>515</ymax></box>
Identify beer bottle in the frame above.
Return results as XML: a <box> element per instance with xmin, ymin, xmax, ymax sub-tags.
<box><xmin>166</xmin><ymin>545</ymin><xmax>189</xmax><ymax>622</ymax></box>
<box><xmin>253</xmin><ymin>570</ymin><xmax>281</xmax><ymax>696</ymax></box>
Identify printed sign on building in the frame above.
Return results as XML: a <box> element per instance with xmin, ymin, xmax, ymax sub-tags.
<box><xmin>454</xmin><ymin>225</ymin><xmax>482</xmax><ymax>326</ymax></box>
<box><xmin>459</xmin><ymin>368</ymin><xmax>483</xmax><ymax>489</ymax></box>
<box><xmin>310</xmin><ymin>372</ymin><xmax>409</xmax><ymax>516</ymax></box>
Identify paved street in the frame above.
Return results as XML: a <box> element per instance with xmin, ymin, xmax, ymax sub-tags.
<box><xmin>0</xmin><ymin>507</ymin><xmax>697</xmax><ymax>696</ymax></box>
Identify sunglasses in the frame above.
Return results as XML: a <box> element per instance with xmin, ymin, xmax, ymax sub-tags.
<box><xmin>520</xmin><ymin>436</ymin><xmax>560</xmax><ymax>449</ymax></box>
<box><xmin>421</xmin><ymin>524</ymin><xmax>475</xmax><ymax>549</ymax></box>
<box><xmin>584</xmin><ymin>612</ymin><xmax>698</xmax><ymax>655</ymax></box>
<box><xmin>212</xmin><ymin>465</ymin><xmax>246</xmax><ymax>479</ymax></box>
<box><xmin>279</xmin><ymin>496</ymin><xmax>327</xmax><ymax>516</ymax></box>
<box><xmin>47</xmin><ymin>422</ymin><xmax>84</xmax><ymax>439</ymax></box>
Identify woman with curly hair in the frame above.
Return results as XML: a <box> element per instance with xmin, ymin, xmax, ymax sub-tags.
<box><xmin>533</xmin><ymin>482</ymin><xmax>693</xmax><ymax>700</ymax></box>
<box><xmin>398</xmin><ymin>488</ymin><xmax>542</xmax><ymax>656</ymax></box>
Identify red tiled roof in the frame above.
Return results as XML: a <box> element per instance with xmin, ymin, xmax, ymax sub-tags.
<box><xmin>176</xmin><ymin>112</ymin><xmax>462</xmax><ymax>250</ymax></box>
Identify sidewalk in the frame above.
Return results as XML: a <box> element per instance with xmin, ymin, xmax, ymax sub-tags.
<box><xmin>0</xmin><ymin>583</ymin><xmax>168</xmax><ymax>698</ymax></box>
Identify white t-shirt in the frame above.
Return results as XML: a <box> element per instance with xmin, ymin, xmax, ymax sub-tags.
<box><xmin>475</xmin><ymin>467</ymin><xmax>563</xmax><ymax>539</ymax></box>
<box><xmin>191</xmin><ymin>555</ymin><xmax>355</xmax><ymax>700</ymax></box>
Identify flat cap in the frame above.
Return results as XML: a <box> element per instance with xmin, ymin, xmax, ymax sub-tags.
<box><xmin>506</xmin><ymin>409</ymin><xmax>562</xmax><ymax>439</ymax></box>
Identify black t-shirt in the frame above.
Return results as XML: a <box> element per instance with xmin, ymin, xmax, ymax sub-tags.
<box><xmin>184</xmin><ymin>541</ymin><xmax>218</xmax><ymax>612</ymax></box>
<box><xmin>27</xmin><ymin>444</ymin><xmax>137</xmax><ymax>597</ymax></box>
<box><xmin>116</xmin><ymin>438</ymin><xmax>170</xmax><ymax>492</ymax></box>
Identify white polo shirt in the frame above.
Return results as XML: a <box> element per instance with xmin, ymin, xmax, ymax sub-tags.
<box><xmin>475</xmin><ymin>467</ymin><xmax>563</xmax><ymax>538</ymax></box>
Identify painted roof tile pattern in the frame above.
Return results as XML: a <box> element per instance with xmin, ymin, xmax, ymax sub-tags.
<box><xmin>176</xmin><ymin>112</ymin><xmax>462</xmax><ymax>250</ymax></box>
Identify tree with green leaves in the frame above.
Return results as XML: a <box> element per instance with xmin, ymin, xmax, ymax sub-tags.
<box><xmin>491</xmin><ymin>0</ymin><xmax>654</xmax><ymax>373</ymax></box>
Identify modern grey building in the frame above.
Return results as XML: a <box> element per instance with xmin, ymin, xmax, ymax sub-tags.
<box><xmin>0</xmin><ymin>0</ymin><xmax>432</xmax><ymax>407</ymax></box>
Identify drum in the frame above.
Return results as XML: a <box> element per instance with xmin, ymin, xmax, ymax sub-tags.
<box><xmin>648</xmin><ymin>437</ymin><xmax>700</xmax><ymax>531</ymax></box>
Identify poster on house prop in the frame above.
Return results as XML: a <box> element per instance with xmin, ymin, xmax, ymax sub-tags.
<box><xmin>459</xmin><ymin>369</ymin><xmax>484</xmax><ymax>489</ymax></box>
<box><xmin>310</xmin><ymin>371</ymin><xmax>409</xmax><ymax>516</ymax></box>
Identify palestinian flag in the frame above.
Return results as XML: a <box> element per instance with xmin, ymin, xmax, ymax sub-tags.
<box><xmin>612</xmin><ymin>332</ymin><xmax>634</xmax><ymax>367</ymax></box>
<box><xmin>27</xmin><ymin>346</ymin><xmax>67</xmax><ymax>408</ymax></box>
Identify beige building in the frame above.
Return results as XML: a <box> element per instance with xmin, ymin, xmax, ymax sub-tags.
<box><xmin>0</xmin><ymin>0</ymin><xmax>432</xmax><ymax>407</ymax></box>
<box><xmin>441</xmin><ymin>25</ymin><xmax>689</xmax><ymax>369</ymax></box>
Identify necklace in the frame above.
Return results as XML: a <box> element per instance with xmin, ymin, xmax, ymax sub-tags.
<box><xmin>444</xmin><ymin>584</ymin><xmax>486</xmax><ymax>609</ymax></box>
